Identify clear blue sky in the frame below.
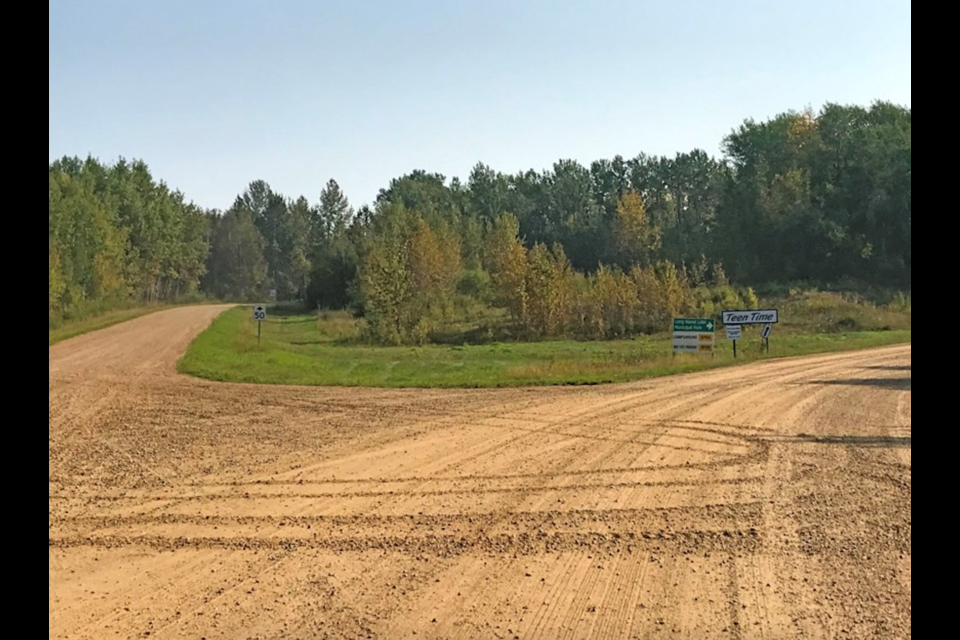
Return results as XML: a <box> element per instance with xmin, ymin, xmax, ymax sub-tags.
<box><xmin>49</xmin><ymin>0</ymin><xmax>911</xmax><ymax>211</ymax></box>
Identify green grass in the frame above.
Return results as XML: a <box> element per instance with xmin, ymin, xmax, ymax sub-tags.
<box><xmin>49</xmin><ymin>304</ymin><xmax>182</xmax><ymax>346</ymax></box>
<box><xmin>178</xmin><ymin>306</ymin><xmax>911</xmax><ymax>388</ymax></box>
<box><xmin>772</xmin><ymin>290</ymin><xmax>911</xmax><ymax>332</ymax></box>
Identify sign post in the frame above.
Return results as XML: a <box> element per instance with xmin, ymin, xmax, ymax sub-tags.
<box><xmin>672</xmin><ymin>318</ymin><xmax>715</xmax><ymax>356</ymax></box>
<box><xmin>253</xmin><ymin>305</ymin><xmax>267</xmax><ymax>344</ymax></box>
<box><xmin>760</xmin><ymin>323</ymin><xmax>772</xmax><ymax>353</ymax></box>
<box><xmin>725</xmin><ymin>324</ymin><xmax>742</xmax><ymax>357</ymax></box>
<box><xmin>721</xmin><ymin>309</ymin><xmax>778</xmax><ymax>357</ymax></box>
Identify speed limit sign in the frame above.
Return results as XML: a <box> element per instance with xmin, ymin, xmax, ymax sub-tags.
<box><xmin>253</xmin><ymin>305</ymin><xmax>266</xmax><ymax>321</ymax></box>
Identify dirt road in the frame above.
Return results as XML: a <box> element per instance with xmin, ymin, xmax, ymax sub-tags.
<box><xmin>49</xmin><ymin>306</ymin><xmax>911</xmax><ymax>639</ymax></box>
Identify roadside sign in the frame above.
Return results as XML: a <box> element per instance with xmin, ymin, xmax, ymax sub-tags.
<box><xmin>253</xmin><ymin>305</ymin><xmax>266</xmax><ymax>345</ymax></box>
<box><xmin>721</xmin><ymin>309</ymin><xmax>778</xmax><ymax>325</ymax></box>
<box><xmin>673</xmin><ymin>318</ymin><xmax>714</xmax><ymax>332</ymax></box>
<box><xmin>725</xmin><ymin>325</ymin><xmax>742</xmax><ymax>340</ymax></box>
<box><xmin>761</xmin><ymin>324</ymin><xmax>772</xmax><ymax>339</ymax></box>
<box><xmin>673</xmin><ymin>317</ymin><xmax>714</xmax><ymax>354</ymax></box>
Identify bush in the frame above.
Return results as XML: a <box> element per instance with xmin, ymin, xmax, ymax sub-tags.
<box><xmin>691</xmin><ymin>284</ymin><xmax>758</xmax><ymax>319</ymax></box>
<box><xmin>774</xmin><ymin>290</ymin><xmax>910</xmax><ymax>332</ymax></box>
<box><xmin>357</xmin><ymin>207</ymin><xmax>461</xmax><ymax>345</ymax></box>
<box><xmin>455</xmin><ymin>269</ymin><xmax>493</xmax><ymax>303</ymax></box>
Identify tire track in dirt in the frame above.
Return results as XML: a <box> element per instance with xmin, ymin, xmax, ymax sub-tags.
<box><xmin>49</xmin><ymin>306</ymin><xmax>911</xmax><ymax>639</ymax></box>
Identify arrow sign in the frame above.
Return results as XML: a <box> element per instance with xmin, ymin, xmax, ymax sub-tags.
<box><xmin>761</xmin><ymin>323</ymin><xmax>772</xmax><ymax>339</ymax></box>
<box><xmin>672</xmin><ymin>318</ymin><xmax>715</xmax><ymax>332</ymax></box>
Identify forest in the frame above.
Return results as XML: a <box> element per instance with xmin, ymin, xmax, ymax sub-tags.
<box><xmin>49</xmin><ymin>101</ymin><xmax>911</xmax><ymax>344</ymax></box>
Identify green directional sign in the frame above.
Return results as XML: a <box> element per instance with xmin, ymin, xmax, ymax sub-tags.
<box><xmin>672</xmin><ymin>317</ymin><xmax>715</xmax><ymax>332</ymax></box>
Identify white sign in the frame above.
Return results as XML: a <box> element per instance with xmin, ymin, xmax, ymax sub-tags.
<box><xmin>721</xmin><ymin>309</ymin><xmax>778</xmax><ymax>325</ymax></box>
<box><xmin>672</xmin><ymin>332</ymin><xmax>715</xmax><ymax>353</ymax></box>
<box><xmin>672</xmin><ymin>318</ymin><xmax>715</xmax><ymax>354</ymax></box>
<box><xmin>253</xmin><ymin>305</ymin><xmax>266</xmax><ymax>321</ymax></box>
<box><xmin>761</xmin><ymin>323</ymin><xmax>772</xmax><ymax>339</ymax></box>
<box><xmin>725</xmin><ymin>325</ymin><xmax>742</xmax><ymax>340</ymax></box>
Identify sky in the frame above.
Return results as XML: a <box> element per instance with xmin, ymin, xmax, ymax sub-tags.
<box><xmin>49</xmin><ymin>0</ymin><xmax>911</xmax><ymax>211</ymax></box>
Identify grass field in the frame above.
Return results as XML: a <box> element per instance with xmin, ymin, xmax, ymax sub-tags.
<box><xmin>178</xmin><ymin>304</ymin><xmax>911</xmax><ymax>388</ymax></box>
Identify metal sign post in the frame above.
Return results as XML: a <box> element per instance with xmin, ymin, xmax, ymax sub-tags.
<box><xmin>722</xmin><ymin>310</ymin><xmax>778</xmax><ymax>357</ymax></box>
<box><xmin>253</xmin><ymin>305</ymin><xmax>267</xmax><ymax>344</ymax></box>
<box><xmin>725</xmin><ymin>324</ymin><xmax>742</xmax><ymax>358</ymax></box>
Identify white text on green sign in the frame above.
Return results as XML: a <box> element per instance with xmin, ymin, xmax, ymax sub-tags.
<box><xmin>673</xmin><ymin>318</ymin><xmax>714</xmax><ymax>332</ymax></box>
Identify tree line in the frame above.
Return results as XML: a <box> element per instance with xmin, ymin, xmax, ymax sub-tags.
<box><xmin>49</xmin><ymin>157</ymin><xmax>209</xmax><ymax>321</ymax></box>
<box><xmin>49</xmin><ymin>100</ymin><xmax>910</xmax><ymax>340</ymax></box>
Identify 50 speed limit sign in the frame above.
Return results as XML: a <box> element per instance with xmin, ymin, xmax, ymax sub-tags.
<box><xmin>253</xmin><ymin>305</ymin><xmax>266</xmax><ymax>321</ymax></box>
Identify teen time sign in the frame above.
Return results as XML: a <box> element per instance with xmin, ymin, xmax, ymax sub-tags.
<box><xmin>721</xmin><ymin>309</ymin><xmax>778</xmax><ymax>325</ymax></box>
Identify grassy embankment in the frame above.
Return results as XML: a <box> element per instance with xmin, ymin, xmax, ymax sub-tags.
<box><xmin>178</xmin><ymin>291</ymin><xmax>911</xmax><ymax>388</ymax></box>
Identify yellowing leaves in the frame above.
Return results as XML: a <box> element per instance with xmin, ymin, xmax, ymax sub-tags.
<box><xmin>614</xmin><ymin>192</ymin><xmax>661</xmax><ymax>266</ymax></box>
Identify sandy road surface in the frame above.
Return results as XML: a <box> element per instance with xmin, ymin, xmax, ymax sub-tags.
<box><xmin>49</xmin><ymin>306</ymin><xmax>911</xmax><ymax>639</ymax></box>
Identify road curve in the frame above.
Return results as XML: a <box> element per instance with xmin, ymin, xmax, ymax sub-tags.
<box><xmin>49</xmin><ymin>305</ymin><xmax>911</xmax><ymax>639</ymax></box>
